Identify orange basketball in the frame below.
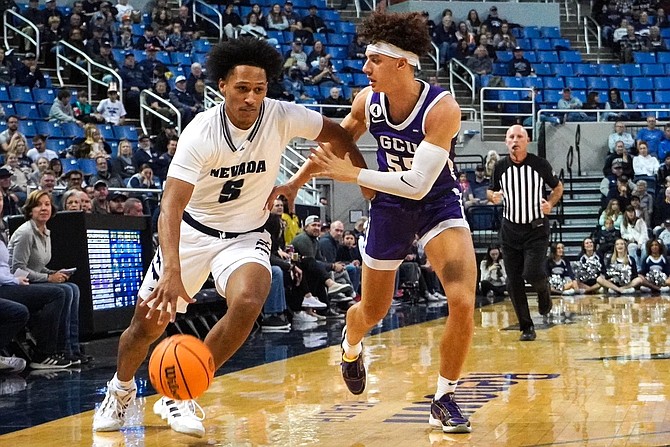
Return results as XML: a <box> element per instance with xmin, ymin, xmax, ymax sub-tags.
<box><xmin>148</xmin><ymin>334</ymin><xmax>215</xmax><ymax>400</ymax></box>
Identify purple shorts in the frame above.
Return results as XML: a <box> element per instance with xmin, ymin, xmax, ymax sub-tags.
<box><xmin>362</xmin><ymin>193</ymin><xmax>468</xmax><ymax>269</ymax></box>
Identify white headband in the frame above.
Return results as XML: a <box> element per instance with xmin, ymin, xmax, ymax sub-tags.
<box><xmin>365</xmin><ymin>41</ymin><xmax>419</xmax><ymax>67</ymax></box>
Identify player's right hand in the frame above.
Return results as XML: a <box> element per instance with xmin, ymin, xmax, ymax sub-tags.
<box><xmin>142</xmin><ymin>274</ymin><xmax>195</xmax><ymax>325</ymax></box>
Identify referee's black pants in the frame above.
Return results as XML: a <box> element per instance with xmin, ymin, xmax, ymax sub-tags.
<box><xmin>499</xmin><ymin>218</ymin><xmax>552</xmax><ymax>332</ymax></box>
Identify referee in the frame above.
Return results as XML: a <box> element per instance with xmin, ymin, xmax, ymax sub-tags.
<box><xmin>487</xmin><ymin>125</ymin><xmax>564</xmax><ymax>341</ymax></box>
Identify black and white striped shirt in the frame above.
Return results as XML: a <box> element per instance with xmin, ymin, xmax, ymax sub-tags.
<box><xmin>489</xmin><ymin>153</ymin><xmax>560</xmax><ymax>224</ymax></box>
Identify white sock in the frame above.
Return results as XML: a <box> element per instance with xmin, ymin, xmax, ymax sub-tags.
<box><xmin>434</xmin><ymin>375</ymin><xmax>458</xmax><ymax>400</ymax></box>
<box><xmin>113</xmin><ymin>373</ymin><xmax>135</xmax><ymax>390</ymax></box>
<box><xmin>341</xmin><ymin>328</ymin><xmax>362</xmax><ymax>360</ymax></box>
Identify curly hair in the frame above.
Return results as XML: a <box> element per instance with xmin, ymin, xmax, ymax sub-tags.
<box><xmin>206</xmin><ymin>37</ymin><xmax>284</xmax><ymax>83</ymax></box>
<box><xmin>358</xmin><ymin>12</ymin><xmax>432</xmax><ymax>57</ymax></box>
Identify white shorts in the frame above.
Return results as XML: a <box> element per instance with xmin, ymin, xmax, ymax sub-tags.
<box><xmin>138</xmin><ymin>220</ymin><xmax>272</xmax><ymax>313</ymax></box>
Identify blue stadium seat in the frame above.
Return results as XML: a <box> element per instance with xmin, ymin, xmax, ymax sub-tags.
<box><xmin>537</xmin><ymin>51</ymin><xmax>559</xmax><ymax>63</ymax></box>
<box><xmin>516</xmin><ymin>38</ymin><xmax>531</xmax><ymax>50</ymax></box>
<box><xmin>552</xmin><ymin>63</ymin><xmax>574</xmax><ymax>76</ymax></box>
<box><xmin>521</xmin><ymin>77</ymin><xmax>543</xmax><ymax>89</ymax></box>
<box><xmin>312</xmin><ymin>32</ymin><xmax>328</xmax><ymax>44</ymax></box>
<box><xmin>524</xmin><ymin>52</ymin><xmax>537</xmax><ymax>63</ymax></box>
<box><xmin>352</xmin><ymin>73</ymin><xmax>368</xmax><ymax>87</ymax></box>
<box><xmin>502</xmin><ymin>77</ymin><xmax>523</xmax><ymax>88</ymax></box>
<box><xmin>559</xmin><ymin>51</ymin><xmax>582</xmax><ymax>63</ymax></box>
<box><xmin>108</xmin><ymin>141</ymin><xmax>118</xmax><ymax>155</ymax></box>
<box><xmin>492</xmin><ymin>62</ymin><xmax>508</xmax><ymax>76</ymax></box>
<box><xmin>532</xmin><ymin>63</ymin><xmax>552</xmax><ymax>76</ymax></box>
<box><xmin>339</xmin><ymin>72</ymin><xmax>353</xmax><ymax>85</ymax></box>
<box><xmin>61</xmin><ymin>158</ymin><xmax>80</xmax><ymax>174</ymax></box>
<box><xmin>574</xmin><ymin>63</ymin><xmax>599</xmax><ymax>76</ymax></box>
<box><xmin>531</xmin><ymin>39</ymin><xmax>552</xmax><ymax>51</ymax></box>
<box><xmin>36</xmin><ymin>121</ymin><xmax>63</xmax><ymax>137</ymax></box>
<box><xmin>266</xmin><ymin>31</ymin><xmax>284</xmax><ymax>44</ymax></box>
<box><xmin>598</xmin><ymin>64</ymin><xmax>619</xmax><ymax>76</ymax></box>
<box><xmin>542</xmin><ymin>90</ymin><xmax>562</xmax><ymax>104</ymax></box>
<box><xmin>342</xmin><ymin>59</ymin><xmax>364</xmax><ymax>73</ymax></box>
<box><xmin>657</xmin><ymin>52</ymin><xmax>670</xmax><ymax>64</ymax></box>
<box><xmin>97</xmin><ymin>124</ymin><xmax>115</xmax><ymax>140</ymax></box>
<box><xmin>335</xmin><ymin>21</ymin><xmax>356</xmax><ymax>35</ymax></box>
<box><xmin>655</xmin><ymin>91</ymin><xmax>670</xmax><ymax>103</ymax></box>
<box><xmin>544</xmin><ymin>77</ymin><xmax>565</xmax><ymax>89</ymax></box>
<box><xmin>523</xmin><ymin>27</ymin><xmax>541</xmax><ymax>39</ymax></box>
<box><xmin>642</xmin><ymin>64</ymin><xmax>665</xmax><ymax>76</ymax></box>
<box><xmin>496</xmin><ymin>51</ymin><xmax>513</xmax><ymax>62</ymax></box>
<box><xmin>321</xmin><ymin>10</ymin><xmax>340</xmax><ymax>21</ymax></box>
<box><xmin>541</xmin><ymin>27</ymin><xmax>561</xmax><ymax>38</ymax></box>
<box><xmin>192</xmin><ymin>39</ymin><xmax>211</xmax><ymax>53</ymax></box>
<box><xmin>15</xmin><ymin>103</ymin><xmax>41</xmax><ymax>120</ymax></box>
<box><xmin>0</xmin><ymin>86</ymin><xmax>8</xmax><ymax>102</ymax></box>
<box><xmin>619</xmin><ymin>64</ymin><xmax>642</xmax><ymax>77</ymax></box>
<box><xmin>38</xmin><ymin>104</ymin><xmax>51</xmax><ymax>118</ymax></box>
<box><xmin>78</xmin><ymin>158</ymin><xmax>97</xmax><ymax>175</ymax></box>
<box><xmin>619</xmin><ymin>90</ymin><xmax>631</xmax><ymax>102</ymax></box>
<box><xmin>330</xmin><ymin>46</ymin><xmax>348</xmax><ymax>59</ymax></box>
<box><xmin>18</xmin><ymin>120</ymin><xmax>36</xmax><ymax>138</ymax></box>
<box><xmin>9</xmin><ymin>86</ymin><xmax>34</xmax><ymax>103</ymax></box>
<box><xmin>46</xmin><ymin>138</ymin><xmax>69</xmax><ymax>154</ymax></box>
<box><xmin>633</xmin><ymin>52</ymin><xmax>656</xmax><ymax>64</ymax></box>
<box><xmin>1</xmin><ymin>102</ymin><xmax>14</xmax><ymax>116</ymax></box>
<box><xmin>131</xmin><ymin>24</ymin><xmax>145</xmax><ymax>36</ymax></box>
<box><xmin>654</xmin><ymin>78</ymin><xmax>670</xmax><ymax>90</ymax></box>
<box><xmin>32</xmin><ymin>88</ymin><xmax>55</xmax><ymax>104</ymax></box>
<box><xmin>60</xmin><ymin>122</ymin><xmax>85</xmax><ymax>138</ymax></box>
<box><xmin>587</xmin><ymin>76</ymin><xmax>609</xmax><ymax>91</ymax></box>
<box><xmin>468</xmin><ymin>206</ymin><xmax>500</xmax><ymax>231</ymax></box>
<box><xmin>565</xmin><ymin>77</ymin><xmax>586</xmax><ymax>90</ymax></box>
<box><xmin>191</xmin><ymin>53</ymin><xmax>207</xmax><ymax>65</ymax></box>
<box><xmin>632</xmin><ymin>91</ymin><xmax>653</xmax><ymax>104</ymax></box>
<box><xmin>114</xmin><ymin>125</ymin><xmax>139</xmax><ymax>141</ymax></box>
<box><xmin>551</xmin><ymin>38</ymin><xmax>572</xmax><ymax>49</ymax></box>
<box><xmin>609</xmin><ymin>77</ymin><xmax>631</xmax><ymax>90</ymax></box>
<box><xmin>303</xmin><ymin>85</ymin><xmax>322</xmax><ymax>99</ymax></box>
<box><xmin>632</xmin><ymin>77</ymin><xmax>653</xmax><ymax>90</ymax></box>
<box><xmin>172</xmin><ymin>52</ymin><xmax>192</xmax><ymax>67</ymax></box>
<box><xmin>328</xmin><ymin>34</ymin><xmax>349</xmax><ymax>47</ymax></box>
<box><xmin>153</xmin><ymin>51</ymin><xmax>171</xmax><ymax>65</ymax></box>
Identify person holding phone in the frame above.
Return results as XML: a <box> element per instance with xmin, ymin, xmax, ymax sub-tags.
<box><xmin>7</xmin><ymin>190</ymin><xmax>86</xmax><ymax>364</ymax></box>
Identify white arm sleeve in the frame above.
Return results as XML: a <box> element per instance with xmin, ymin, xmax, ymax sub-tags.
<box><xmin>357</xmin><ymin>141</ymin><xmax>449</xmax><ymax>200</ymax></box>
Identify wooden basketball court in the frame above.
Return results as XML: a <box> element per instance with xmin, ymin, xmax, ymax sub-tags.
<box><xmin>2</xmin><ymin>295</ymin><xmax>670</xmax><ymax>446</ymax></box>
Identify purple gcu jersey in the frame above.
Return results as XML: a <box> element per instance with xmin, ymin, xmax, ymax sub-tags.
<box><xmin>362</xmin><ymin>80</ymin><xmax>468</xmax><ymax>267</ymax></box>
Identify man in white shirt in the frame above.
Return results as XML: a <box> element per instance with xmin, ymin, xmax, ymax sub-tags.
<box><xmin>96</xmin><ymin>86</ymin><xmax>127</xmax><ymax>125</ymax></box>
<box><xmin>26</xmin><ymin>135</ymin><xmax>58</xmax><ymax>162</ymax></box>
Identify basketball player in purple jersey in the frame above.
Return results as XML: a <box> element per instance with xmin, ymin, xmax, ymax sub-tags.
<box><xmin>308</xmin><ymin>12</ymin><xmax>476</xmax><ymax>434</ymax></box>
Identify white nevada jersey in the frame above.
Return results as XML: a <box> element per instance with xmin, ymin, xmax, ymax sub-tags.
<box><xmin>167</xmin><ymin>98</ymin><xmax>323</xmax><ymax>232</ymax></box>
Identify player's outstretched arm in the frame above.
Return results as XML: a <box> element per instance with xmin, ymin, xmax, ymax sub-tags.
<box><xmin>142</xmin><ymin>177</ymin><xmax>196</xmax><ymax>324</ymax></box>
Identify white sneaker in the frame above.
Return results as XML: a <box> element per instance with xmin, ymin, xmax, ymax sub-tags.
<box><xmin>562</xmin><ymin>289</ymin><xmax>575</xmax><ymax>296</ymax></box>
<box><xmin>0</xmin><ymin>355</ymin><xmax>26</xmax><ymax>373</ymax></box>
<box><xmin>306</xmin><ymin>309</ymin><xmax>326</xmax><ymax>321</ymax></box>
<box><xmin>93</xmin><ymin>380</ymin><xmax>138</xmax><ymax>432</ymax></box>
<box><xmin>425</xmin><ymin>292</ymin><xmax>440</xmax><ymax>302</ymax></box>
<box><xmin>607</xmin><ymin>288</ymin><xmax>618</xmax><ymax>295</ymax></box>
<box><xmin>293</xmin><ymin>310</ymin><xmax>318</xmax><ymax>323</ymax></box>
<box><xmin>432</xmin><ymin>292</ymin><xmax>447</xmax><ymax>300</ymax></box>
<box><xmin>622</xmin><ymin>288</ymin><xmax>636</xmax><ymax>294</ymax></box>
<box><xmin>661</xmin><ymin>286</ymin><xmax>670</xmax><ymax>293</ymax></box>
<box><xmin>302</xmin><ymin>295</ymin><xmax>327</xmax><ymax>308</ymax></box>
<box><xmin>153</xmin><ymin>396</ymin><xmax>205</xmax><ymax>437</ymax></box>
<box><xmin>640</xmin><ymin>286</ymin><xmax>651</xmax><ymax>293</ymax></box>
<box><xmin>327</xmin><ymin>282</ymin><xmax>353</xmax><ymax>296</ymax></box>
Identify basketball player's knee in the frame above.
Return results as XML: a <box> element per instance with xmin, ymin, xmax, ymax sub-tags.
<box><xmin>129</xmin><ymin>317</ymin><xmax>165</xmax><ymax>343</ymax></box>
<box><xmin>229</xmin><ymin>292</ymin><xmax>266</xmax><ymax>318</ymax></box>
<box><xmin>360</xmin><ymin>301</ymin><xmax>389</xmax><ymax>324</ymax></box>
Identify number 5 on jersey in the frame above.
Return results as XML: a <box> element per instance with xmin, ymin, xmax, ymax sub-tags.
<box><xmin>219</xmin><ymin>179</ymin><xmax>244</xmax><ymax>203</ymax></box>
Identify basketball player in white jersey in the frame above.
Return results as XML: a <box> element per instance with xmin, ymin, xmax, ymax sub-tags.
<box><xmin>93</xmin><ymin>38</ymin><xmax>366</xmax><ymax>437</ymax></box>
<box><xmin>306</xmin><ymin>12</ymin><xmax>476</xmax><ymax>434</ymax></box>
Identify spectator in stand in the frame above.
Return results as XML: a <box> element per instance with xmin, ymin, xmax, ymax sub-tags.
<box><xmin>603</xmin><ymin>88</ymin><xmax>629</xmax><ymax>122</ymax></box>
<box><xmin>15</xmin><ymin>53</ymin><xmax>45</xmax><ymax>89</ymax></box>
<box><xmin>152</xmin><ymin>125</ymin><xmax>178</xmax><ymax>155</ymax></box>
<box><xmin>137</xmin><ymin>45</ymin><xmax>169</xmax><ymax>86</ymax></box>
<box><xmin>632</xmin><ymin>183</ymin><xmax>653</xmax><ymax>227</ymax></box>
<box><xmin>186</xmin><ymin>63</ymin><xmax>205</xmax><ymax>95</ymax></box>
<box><xmin>111</xmin><ymin>139</ymin><xmax>137</xmax><ymax>181</ymax></box>
<box><xmin>27</xmin><ymin>135</ymin><xmax>58</xmax><ymax>163</ymax></box>
<box><xmin>322</xmin><ymin>87</ymin><xmax>350</xmax><ymax>118</ymax></box>
<box><xmin>135</xmin><ymin>25</ymin><xmax>161</xmax><ymax>51</ymax></box>
<box><xmin>48</xmin><ymin>89</ymin><xmax>84</xmax><ymax>127</ymax></box>
<box><xmin>91</xmin><ymin>180</ymin><xmax>110</xmax><ymax>214</ymax></box>
<box><xmin>647</xmin><ymin>26</ymin><xmax>667</xmax><ymax>51</ymax></box>
<box><xmin>63</xmin><ymin>170</ymin><xmax>83</xmax><ymax>191</ymax></box>
<box><xmin>599</xmin><ymin>198</ymin><xmax>624</xmax><ymax>230</ymax></box>
<box><xmin>123</xmin><ymin>197</ymin><xmax>144</xmax><ymax>216</ymax></box>
<box><xmin>612</xmin><ymin>18</ymin><xmax>629</xmax><ymax>52</ymax></box>
<box><xmin>117</xmin><ymin>27</ymin><xmax>134</xmax><ymax>51</ymax></box>
<box><xmin>658</xmin><ymin>152</ymin><xmax>670</xmax><ymax>189</ymax></box>
<box><xmin>41</xmin><ymin>15</ymin><xmax>63</xmax><ymax>67</ymax></box>
<box><xmin>120</xmin><ymin>52</ymin><xmax>151</xmax><ymax>119</ymax></box>
<box><xmin>21</xmin><ymin>0</ymin><xmax>44</xmax><ymax>52</ymax></box>
<box><xmin>493</xmin><ymin>22</ymin><xmax>516</xmax><ymax>50</ymax></box>
<box><xmin>608</xmin><ymin>121</ymin><xmax>635</xmax><ymax>153</ymax></box>
<box><xmin>168</xmin><ymin>21</ymin><xmax>191</xmax><ymax>53</ymax></box>
<box><xmin>610</xmin><ymin>176</ymin><xmax>634</xmax><ymax>209</ymax></box>
<box><xmin>318</xmin><ymin>220</ymin><xmax>358</xmax><ymax>295</ymax></box>
<box><xmin>28</xmin><ymin>156</ymin><xmax>49</xmax><ymax>187</ymax></box>
<box><xmin>558</xmin><ymin>88</ymin><xmax>594</xmax><ymax>122</ymax></box>
<box><xmin>465</xmin><ymin>9</ymin><xmax>481</xmax><ymax>35</ymax></box>
<box><xmin>152</xmin><ymin>9</ymin><xmax>172</xmax><ymax>34</ymax></box>
<box><xmin>169</xmin><ymin>75</ymin><xmax>203</xmax><ymax>126</ymax></box>
<box><xmin>285</xmin><ymin>39</ymin><xmax>309</xmax><ymax>74</ymax></box>
<box><xmin>73</xmin><ymin>88</ymin><xmax>105</xmax><ymax>124</ymax></box>
<box><xmin>348</xmin><ymin>34</ymin><xmax>367</xmax><ymax>60</ymax></box>
<box><xmin>637</xmin><ymin>239</ymin><xmax>670</xmax><ymax>293</ymax></box>
<box><xmin>0</xmin><ymin>168</ymin><xmax>20</xmax><ymax>216</ymax></box>
<box><xmin>637</xmin><ymin>117</ymin><xmax>664</xmax><ymax>159</ymax></box>
<box><xmin>433</xmin><ymin>14</ymin><xmax>458</xmax><ymax>66</ymax></box>
<box><xmin>420</xmin><ymin>11</ymin><xmax>436</xmax><ymax>36</ymax></box>
<box><xmin>74</xmin><ymin>124</ymin><xmax>111</xmax><ymax>159</ymax></box>
<box><xmin>153</xmin><ymin>136</ymin><xmax>177</xmax><ymax>181</ymax></box>
<box><xmin>619</xmin><ymin>24</ymin><xmax>649</xmax><ymax>62</ymax></box>
<box><xmin>175</xmin><ymin>5</ymin><xmax>200</xmax><ymax>39</ymax></box>
<box><xmin>600</xmin><ymin>2</ymin><xmax>623</xmax><ymax>45</ymax></box>
<box><xmin>466</xmin><ymin>45</ymin><xmax>492</xmax><ymax>84</ymax></box>
<box><xmin>89</xmin><ymin>155</ymin><xmax>125</xmax><ymax>189</ymax></box>
<box><xmin>0</xmin><ymin>47</ymin><xmax>15</xmax><ymax>85</ymax></box>
<box><xmin>282</xmin><ymin>66</ymin><xmax>311</xmax><ymax>101</ymax></box>
<box><xmin>97</xmin><ymin>83</ymin><xmax>126</xmax><ymax>126</ymax></box>
<box><xmin>240</xmin><ymin>12</ymin><xmax>271</xmax><ymax>40</ymax></box>
<box><xmin>307</xmin><ymin>40</ymin><xmax>331</xmax><ymax>68</ymax></box>
<box><xmin>455</xmin><ymin>21</ymin><xmax>476</xmax><ymax>48</ymax></box>
<box><xmin>635</xmin><ymin>11</ymin><xmax>652</xmax><ymax>35</ymax></box>
<box><xmin>604</xmin><ymin>140</ymin><xmax>633</xmax><ymax>177</ymax></box>
<box><xmin>282</xmin><ymin>1</ymin><xmax>300</xmax><ymax>31</ymax></box>
<box><xmin>658</xmin><ymin>219</ymin><xmax>670</xmax><ymax>246</ymax></box>
<box><xmin>107</xmin><ymin>191</ymin><xmax>127</xmax><ymax>215</ymax></box>
<box><xmin>508</xmin><ymin>46</ymin><xmax>532</xmax><ymax>77</ymax></box>
<box><xmin>85</xmin><ymin>26</ymin><xmax>106</xmax><ymax>56</ymax></box>
<box><xmin>482</xmin><ymin>5</ymin><xmax>504</xmax><ymax>34</ymax></box>
<box><xmin>147</xmin><ymin>80</ymin><xmax>175</xmax><ymax>134</ymax></box>
<box><xmin>582</xmin><ymin>91</ymin><xmax>602</xmax><ymax>120</ymax></box>
<box><xmin>654</xmin><ymin>187</ymin><xmax>670</xmax><ymax>230</ymax></box>
<box><xmin>62</xmin><ymin>188</ymin><xmax>82</xmax><ymax>211</ymax></box>
<box><xmin>222</xmin><ymin>3</ymin><xmax>243</xmax><ymax>39</ymax></box>
<box><xmin>478</xmin><ymin>245</ymin><xmax>507</xmax><ymax>298</ymax></box>
<box><xmin>658</xmin><ymin>124</ymin><xmax>670</xmax><ymax>162</ymax></box>
<box><xmin>0</xmin><ymin>116</ymin><xmax>27</xmax><ymax>153</ymax></box>
<box><xmin>309</xmin><ymin>57</ymin><xmax>342</xmax><ymax>87</ymax></box>
<box><xmin>301</xmin><ymin>4</ymin><xmax>330</xmax><ymax>33</ymax></box>
<box><xmin>132</xmin><ymin>134</ymin><xmax>158</xmax><ymax>171</ymax></box>
<box><xmin>266</xmin><ymin>3</ymin><xmax>288</xmax><ymax>31</ymax></box>
<box><xmin>2</xmin><ymin>151</ymin><xmax>29</xmax><ymax>198</ymax></box>
<box><xmin>656</xmin><ymin>7</ymin><xmax>670</xmax><ymax>28</ymax></box>
<box><xmin>128</xmin><ymin>164</ymin><xmax>160</xmax><ymax>200</ymax></box>
<box><xmin>633</xmin><ymin>141</ymin><xmax>660</xmax><ymax>185</ymax></box>
<box><xmin>621</xmin><ymin>204</ymin><xmax>649</xmax><ymax>266</ymax></box>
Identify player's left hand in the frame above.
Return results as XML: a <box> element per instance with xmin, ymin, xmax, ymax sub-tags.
<box><xmin>541</xmin><ymin>198</ymin><xmax>553</xmax><ymax>214</ymax></box>
<box><xmin>309</xmin><ymin>146</ymin><xmax>361</xmax><ymax>183</ymax></box>
<box><xmin>264</xmin><ymin>183</ymin><xmax>298</xmax><ymax>212</ymax></box>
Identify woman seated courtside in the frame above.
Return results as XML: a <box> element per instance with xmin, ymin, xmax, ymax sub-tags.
<box><xmin>479</xmin><ymin>245</ymin><xmax>507</xmax><ymax>298</ymax></box>
<box><xmin>8</xmin><ymin>190</ymin><xmax>88</xmax><ymax>364</ymax></box>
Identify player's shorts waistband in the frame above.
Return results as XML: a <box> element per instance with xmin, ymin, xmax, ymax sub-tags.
<box><xmin>182</xmin><ymin>211</ymin><xmax>265</xmax><ymax>239</ymax></box>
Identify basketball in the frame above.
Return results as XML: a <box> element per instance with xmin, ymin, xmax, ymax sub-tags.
<box><xmin>148</xmin><ymin>334</ymin><xmax>216</xmax><ymax>400</ymax></box>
